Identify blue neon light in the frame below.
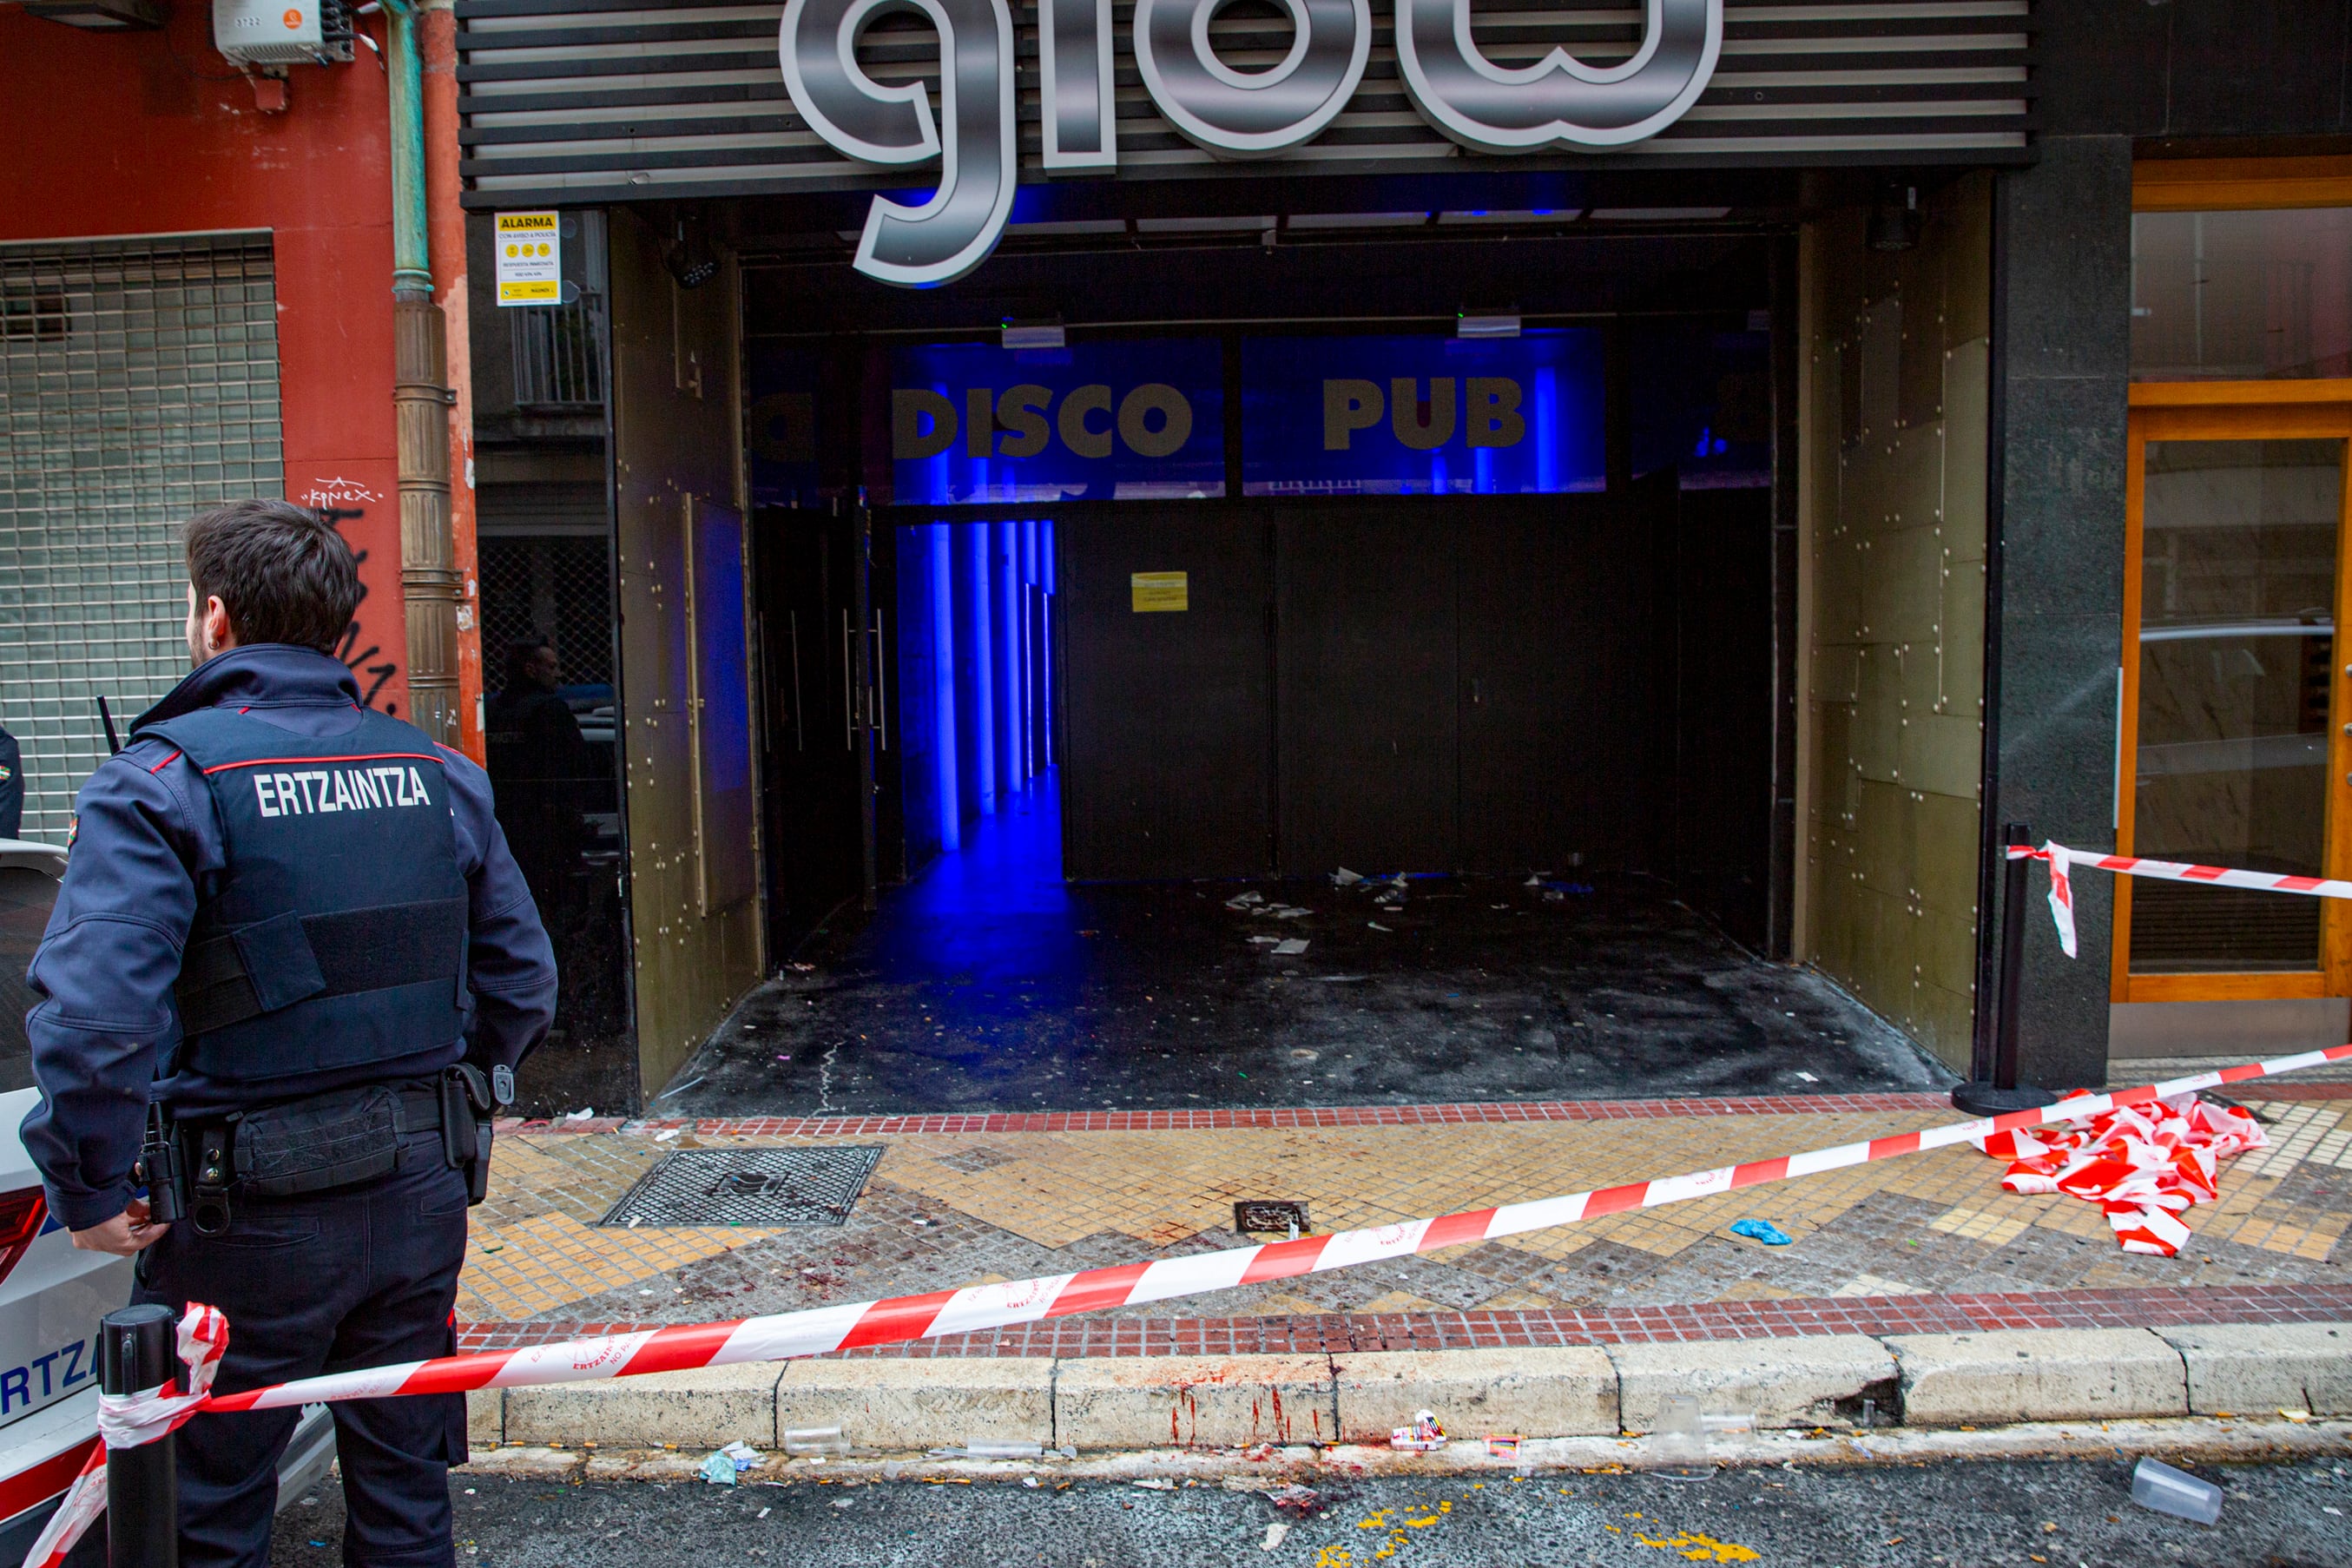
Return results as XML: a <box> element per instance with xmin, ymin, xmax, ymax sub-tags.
<box><xmin>929</xmin><ymin>524</ymin><xmax>960</xmax><ymax>853</ymax></box>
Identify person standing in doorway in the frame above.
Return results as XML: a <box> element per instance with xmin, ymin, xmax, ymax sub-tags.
<box><xmin>485</xmin><ymin>638</ymin><xmax>590</xmax><ymax>931</ymax></box>
<box><xmin>20</xmin><ymin>498</ymin><xmax>558</xmax><ymax>1568</ymax></box>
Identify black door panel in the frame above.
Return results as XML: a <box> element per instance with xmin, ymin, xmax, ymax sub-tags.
<box><xmin>1059</xmin><ymin>510</ymin><xmax>1275</xmax><ymax>880</ymax></box>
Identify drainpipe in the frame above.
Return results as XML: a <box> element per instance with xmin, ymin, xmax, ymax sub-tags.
<box><xmin>420</xmin><ymin>0</ymin><xmax>484</xmax><ymax>762</ymax></box>
<box><xmin>384</xmin><ymin>0</ymin><xmax>463</xmax><ymax>742</ymax></box>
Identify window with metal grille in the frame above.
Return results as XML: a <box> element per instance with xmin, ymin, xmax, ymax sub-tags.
<box><xmin>0</xmin><ymin>235</ymin><xmax>283</xmax><ymax>843</ymax></box>
<box><xmin>478</xmin><ymin>533</ymin><xmax>614</xmax><ymax>689</ymax></box>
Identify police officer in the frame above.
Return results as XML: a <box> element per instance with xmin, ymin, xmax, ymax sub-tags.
<box><xmin>21</xmin><ymin>499</ymin><xmax>558</xmax><ymax>1568</ymax></box>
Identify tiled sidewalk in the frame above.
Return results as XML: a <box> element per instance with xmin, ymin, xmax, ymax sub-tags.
<box><xmin>455</xmin><ymin>1090</ymin><xmax>2352</xmax><ymax>1344</ymax></box>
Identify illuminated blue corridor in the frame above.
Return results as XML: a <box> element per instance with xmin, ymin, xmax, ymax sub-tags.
<box><xmin>865</xmin><ymin>768</ymin><xmax>1077</xmax><ymax>982</ymax></box>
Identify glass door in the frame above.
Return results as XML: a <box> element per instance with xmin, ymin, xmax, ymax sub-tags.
<box><xmin>2117</xmin><ymin>406</ymin><xmax>2352</xmax><ymax>999</ymax></box>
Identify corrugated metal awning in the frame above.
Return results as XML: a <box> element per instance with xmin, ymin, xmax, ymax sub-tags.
<box><xmin>457</xmin><ymin>0</ymin><xmax>2032</xmax><ymax>208</ymax></box>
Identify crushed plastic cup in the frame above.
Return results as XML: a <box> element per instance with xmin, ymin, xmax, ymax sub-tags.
<box><xmin>783</xmin><ymin>1426</ymin><xmax>850</xmax><ymax>1456</ymax></box>
<box><xmin>962</xmin><ymin>1440</ymin><xmax>1044</xmax><ymax>1459</ymax></box>
<box><xmin>1700</xmin><ymin>1413</ymin><xmax>1756</xmax><ymax>1436</ymax></box>
<box><xmin>926</xmin><ymin>1440</ymin><xmax>1077</xmax><ymax>1459</ymax></box>
<box><xmin>2131</xmin><ymin>1457</ymin><xmax>2222</xmax><ymax>1525</ymax></box>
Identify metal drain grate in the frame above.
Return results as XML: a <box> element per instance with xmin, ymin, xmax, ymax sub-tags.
<box><xmin>600</xmin><ymin>1147</ymin><xmax>884</xmax><ymax>1228</ymax></box>
<box><xmin>1233</xmin><ymin>1200</ymin><xmax>1310</xmax><ymax>1237</ymax></box>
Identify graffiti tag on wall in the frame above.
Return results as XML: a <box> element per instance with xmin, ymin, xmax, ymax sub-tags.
<box><xmin>316</xmin><ymin>504</ymin><xmax>400</xmax><ymax>714</ymax></box>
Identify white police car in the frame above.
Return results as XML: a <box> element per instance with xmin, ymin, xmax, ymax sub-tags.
<box><xmin>0</xmin><ymin>840</ymin><xmax>332</xmax><ymax>1562</ymax></box>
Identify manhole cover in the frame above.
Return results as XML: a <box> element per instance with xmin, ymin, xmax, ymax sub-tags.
<box><xmin>600</xmin><ymin>1147</ymin><xmax>884</xmax><ymax>1228</ymax></box>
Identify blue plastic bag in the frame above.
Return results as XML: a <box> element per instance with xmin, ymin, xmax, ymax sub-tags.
<box><xmin>1729</xmin><ymin>1218</ymin><xmax>1793</xmax><ymax>1246</ymax></box>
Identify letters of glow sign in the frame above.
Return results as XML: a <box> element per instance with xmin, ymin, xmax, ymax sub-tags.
<box><xmin>779</xmin><ymin>0</ymin><xmax>1724</xmax><ymax>287</ymax></box>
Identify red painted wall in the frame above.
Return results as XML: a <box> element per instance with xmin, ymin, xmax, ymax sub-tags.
<box><xmin>0</xmin><ymin>4</ymin><xmax>409</xmax><ymax>718</ymax></box>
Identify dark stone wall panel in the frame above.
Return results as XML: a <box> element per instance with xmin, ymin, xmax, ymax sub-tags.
<box><xmin>1988</xmin><ymin>135</ymin><xmax>2133</xmax><ymax>1091</ymax></box>
<box><xmin>1994</xmin><ymin>379</ymin><xmax>2129</xmax><ymax>623</ymax></box>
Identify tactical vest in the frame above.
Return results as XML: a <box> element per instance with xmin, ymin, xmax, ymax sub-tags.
<box><xmin>138</xmin><ymin>705</ymin><xmax>471</xmax><ymax>1086</ymax></box>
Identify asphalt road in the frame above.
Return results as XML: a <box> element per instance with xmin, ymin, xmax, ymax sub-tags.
<box><xmin>267</xmin><ymin>1456</ymin><xmax>2352</xmax><ymax>1567</ymax></box>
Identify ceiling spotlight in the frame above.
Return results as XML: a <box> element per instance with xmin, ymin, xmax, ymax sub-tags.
<box><xmin>1457</xmin><ymin>310</ymin><xmax>1521</xmax><ymax>340</ymax></box>
<box><xmin>1869</xmin><ymin>182</ymin><xmax>1922</xmax><ymax>252</ymax></box>
<box><xmin>665</xmin><ymin>213</ymin><xmax>718</xmax><ymax>290</ymax></box>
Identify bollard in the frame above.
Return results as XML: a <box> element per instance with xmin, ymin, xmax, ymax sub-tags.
<box><xmin>100</xmin><ymin>1304</ymin><xmax>179</xmax><ymax>1568</ymax></box>
<box><xmin>1952</xmin><ymin>823</ymin><xmax>2059</xmax><ymax>1117</ymax></box>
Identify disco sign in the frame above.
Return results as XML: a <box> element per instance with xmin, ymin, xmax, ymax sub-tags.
<box><xmin>888</xmin><ymin>339</ymin><xmax>1226</xmax><ymax>504</ymax></box>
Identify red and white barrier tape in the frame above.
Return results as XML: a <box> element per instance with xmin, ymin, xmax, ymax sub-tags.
<box><xmin>2011</xmin><ymin>840</ymin><xmax>2352</xmax><ymax>959</ymax></box>
<box><xmin>25</xmin><ymin>1304</ymin><xmax>227</xmax><ymax>1568</ymax></box>
<box><xmin>1978</xmin><ymin>1094</ymin><xmax>2266</xmax><ymax>1255</ymax></box>
<box><xmin>30</xmin><ymin>1042</ymin><xmax>2346</xmax><ymax>1567</ymax></box>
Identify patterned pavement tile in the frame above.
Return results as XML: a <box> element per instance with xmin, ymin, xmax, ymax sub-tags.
<box><xmin>451</xmin><ymin>1093</ymin><xmax>2351</xmax><ymax>1328</ymax></box>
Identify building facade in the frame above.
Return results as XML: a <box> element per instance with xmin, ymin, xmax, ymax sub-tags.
<box><xmin>8</xmin><ymin>1</ymin><xmax>2352</xmax><ymax>1112</ymax></box>
<box><xmin>0</xmin><ymin>0</ymin><xmax>485</xmax><ymax>840</ymax></box>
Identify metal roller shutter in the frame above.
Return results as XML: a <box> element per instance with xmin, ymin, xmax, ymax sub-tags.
<box><xmin>0</xmin><ymin>234</ymin><xmax>283</xmax><ymax>842</ymax></box>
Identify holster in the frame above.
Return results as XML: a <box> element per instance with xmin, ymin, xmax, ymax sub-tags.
<box><xmin>441</xmin><ymin>1064</ymin><xmax>495</xmax><ymax>1206</ymax></box>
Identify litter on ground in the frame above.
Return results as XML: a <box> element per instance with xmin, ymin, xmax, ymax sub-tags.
<box><xmin>2131</xmin><ymin>1458</ymin><xmax>2222</xmax><ymax>1525</ymax></box>
<box><xmin>699</xmin><ymin>1441</ymin><xmax>761</xmax><ymax>1484</ymax></box>
<box><xmin>1273</xmin><ymin>938</ymin><xmax>1309</xmax><ymax>955</ymax></box>
<box><xmin>1729</xmin><ymin>1219</ymin><xmax>1794</xmax><ymax>1247</ymax></box>
<box><xmin>1391</xmin><ymin>1410</ymin><xmax>1447</xmax><ymax>1451</ymax></box>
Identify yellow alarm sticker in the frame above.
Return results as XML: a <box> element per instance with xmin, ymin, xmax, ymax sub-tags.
<box><xmin>494</xmin><ymin>212</ymin><xmax>562</xmax><ymax>306</ymax></box>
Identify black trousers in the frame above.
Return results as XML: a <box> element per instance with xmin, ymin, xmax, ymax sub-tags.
<box><xmin>134</xmin><ymin>1128</ymin><xmax>470</xmax><ymax>1568</ymax></box>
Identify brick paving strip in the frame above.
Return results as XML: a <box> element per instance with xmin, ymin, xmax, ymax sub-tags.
<box><xmin>457</xmin><ymin>1281</ymin><xmax>2352</xmax><ymax>1354</ymax></box>
<box><xmin>488</xmin><ymin>1080</ymin><xmax>2352</xmax><ymax>1141</ymax></box>
<box><xmin>495</xmin><ymin>1093</ymin><xmax>1959</xmax><ymax>1137</ymax></box>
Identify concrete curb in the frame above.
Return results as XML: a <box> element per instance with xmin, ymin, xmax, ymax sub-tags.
<box><xmin>468</xmin><ymin>1321</ymin><xmax>2352</xmax><ymax>1455</ymax></box>
<box><xmin>458</xmin><ymin>1416</ymin><xmax>2352</xmax><ymax>1486</ymax></box>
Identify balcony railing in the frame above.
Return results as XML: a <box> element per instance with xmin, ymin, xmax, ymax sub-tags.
<box><xmin>511</xmin><ymin>292</ymin><xmax>606</xmax><ymax>409</ymax></box>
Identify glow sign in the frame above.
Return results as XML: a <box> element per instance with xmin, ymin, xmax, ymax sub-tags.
<box><xmin>779</xmin><ymin>0</ymin><xmax>1724</xmax><ymax>287</ymax></box>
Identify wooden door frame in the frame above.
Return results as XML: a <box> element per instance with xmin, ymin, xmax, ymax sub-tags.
<box><xmin>2114</xmin><ymin>383</ymin><xmax>2352</xmax><ymax>1002</ymax></box>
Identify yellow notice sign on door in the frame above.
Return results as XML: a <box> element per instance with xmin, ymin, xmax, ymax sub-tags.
<box><xmin>495</xmin><ymin>211</ymin><xmax>562</xmax><ymax>306</ymax></box>
<box><xmin>1130</xmin><ymin>571</ymin><xmax>1189</xmax><ymax>612</ymax></box>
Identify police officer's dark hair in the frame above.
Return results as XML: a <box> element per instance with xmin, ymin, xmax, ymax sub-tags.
<box><xmin>504</xmin><ymin>639</ymin><xmax>555</xmax><ymax>693</ymax></box>
<box><xmin>185</xmin><ymin>499</ymin><xmax>363</xmax><ymax>655</ymax></box>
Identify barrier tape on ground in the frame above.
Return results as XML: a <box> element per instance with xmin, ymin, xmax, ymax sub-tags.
<box><xmin>30</xmin><ymin>1042</ymin><xmax>2349</xmax><ymax>1568</ymax></box>
<box><xmin>2009</xmin><ymin>840</ymin><xmax>2352</xmax><ymax>959</ymax></box>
